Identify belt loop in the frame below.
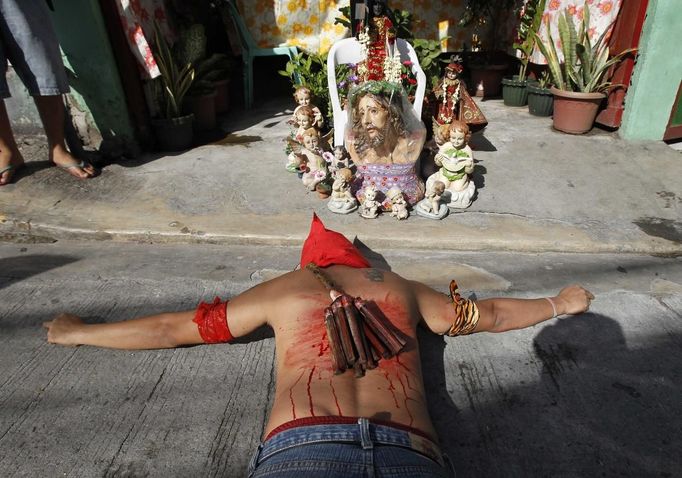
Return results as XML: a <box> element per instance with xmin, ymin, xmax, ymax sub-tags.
<box><xmin>246</xmin><ymin>443</ymin><xmax>263</xmax><ymax>477</ymax></box>
<box><xmin>358</xmin><ymin>417</ymin><xmax>373</xmax><ymax>450</ymax></box>
<box><xmin>443</xmin><ymin>452</ymin><xmax>457</xmax><ymax>477</ymax></box>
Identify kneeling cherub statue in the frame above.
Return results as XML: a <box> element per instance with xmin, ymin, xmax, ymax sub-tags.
<box><xmin>425</xmin><ymin>120</ymin><xmax>476</xmax><ymax>209</ymax></box>
<box><xmin>416</xmin><ymin>180</ymin><xmax>448</xmax><ymax>219</ymax></box>
<box><xmin>328</xmin><ymin>168</ymin><xmax>359</xmax><ymax>214</ymax></box>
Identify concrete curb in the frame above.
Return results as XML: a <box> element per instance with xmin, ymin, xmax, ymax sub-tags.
<box><xmin>3</xmin><ymin>215</ymin><xmax>680</xmax><ymax>255</ymax></box>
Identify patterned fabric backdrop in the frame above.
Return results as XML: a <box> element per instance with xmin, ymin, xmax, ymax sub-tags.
<box><xmin>236</xmin><ymin>0</ymin><xmax>489</xmax><ymax>55</ymax></box>
<box><xmin>530</xmin><ymin>0</ymin><xmax>623</xmax><ymax>64</ymax></box>
<box><xmin>114</xmin><ymin>0</ymin><xmax>172</xmax><ymax>79</ymax></box>
<box><xmin>113</xmin><ymin>0</ymin><xmax>623</xmax><ymax>78</ymax></box>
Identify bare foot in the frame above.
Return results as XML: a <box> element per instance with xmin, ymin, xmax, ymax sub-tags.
<box><xmin>0</xmin><ymin>148</ymin><xmax>25</xmax><ymax>186</ymax></box>
<box><xmin>50</xmin><ymin>145</ymin><xmax>97</xmax><ymax>179</ymax></box>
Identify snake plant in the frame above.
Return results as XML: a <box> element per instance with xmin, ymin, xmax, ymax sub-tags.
<box><xmin>513</xmin><ymin>0</ymin><xmax>546</xmax><ymax>80</ymax></box>
<box><xmin>534</xmin><ymin>2</ymin><xmax>636</xmax><ymax>93</ymax></box>
<box><xmin>152</xmin><ymin>23</ymin><xmax>195</xmax><ymax>119</ymax></box>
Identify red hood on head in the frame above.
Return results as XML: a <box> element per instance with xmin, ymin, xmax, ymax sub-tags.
<box><xmin>300</xmin><ymin>213</ymin><xmax>371</xmax><ymax>269</ymax></box>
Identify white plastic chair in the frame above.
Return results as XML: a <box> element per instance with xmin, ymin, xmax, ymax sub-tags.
<box><xmin>326</xmin><ymin>37</ymin><xmax>426</xmax><ymax>146</ymax></box>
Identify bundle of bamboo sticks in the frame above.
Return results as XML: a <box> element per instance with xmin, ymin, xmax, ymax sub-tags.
<box><xmin>325</xmin><ymin>294</ymin><xmax>407</xmax><ymax>377</ymax></box>
<box><xmin>305</xmin><ymin>263</ymin><xmax>407</xmax><ymax>377</ymax></box>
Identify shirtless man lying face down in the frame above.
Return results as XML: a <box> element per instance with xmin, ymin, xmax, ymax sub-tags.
<box><xmin>44</xmin><ymin>215</ymin><xmax>593</xmax><ymax>477</ymax></box>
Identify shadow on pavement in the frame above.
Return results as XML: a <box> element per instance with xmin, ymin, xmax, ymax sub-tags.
<box><xmin>421</xmin><ymin>313</ymin><xmax>681</xmax><ymax>477</ymax></box>
<box><xmin>0</xmin><ymin>254</ymin><xmax>79</xmax><ymax>293</ymax></box>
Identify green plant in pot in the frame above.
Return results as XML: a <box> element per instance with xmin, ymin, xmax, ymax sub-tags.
<box><xmin>527</xmin><ymin>71</ymin><xmax>554</xmax><ymax>116</ymax></box>
<box><xmin>151</xmin><ymin>24</ymin><xmax>195</xmax><ymax>151</ymax></box>
<box><xmin>502</xmin><ymin>0</ymin><xmax>546</xmax><ymax>106</ymax></box>
<box><xmin>199</xmin><ymin>54</ymin><xmax>233</xmax><ymax>114</ymax></box>
<box><xmin>278</xmin><ymin>52</ymin><xmax>331</xmax><ymax>125</ymax></box>
<box><xmin>177</xmin><ymin>24</ymin><xmax>218</xmax><ymax>131</ymax></box>
<box><xmin>533</xmin><ymin>2</ymin><xmax>636</xmax><ymax>133</ymax></box>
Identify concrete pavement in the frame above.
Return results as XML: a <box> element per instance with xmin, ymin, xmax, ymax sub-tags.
<box><xmin>1</xmin><ymin>97</ymin><xmax>680</xmax><ymax>254</ymax></box>
<box><xmin>0</xmin><ymin>242</ymin><xmax>680</xmax><ymax>477</ymax></box>
<box><xmin>1</xmin><ymin>94</ymin><xmax>682</xmax><ymax>476</ymax></box>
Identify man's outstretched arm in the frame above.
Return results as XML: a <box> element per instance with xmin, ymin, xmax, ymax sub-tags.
<box><xmin>43</xmin><ymin>310</ymin><xmax>201</xmax><ymax>349</ymax></box>
<box><xmin>413</xmin><ymin>281</ymin><xmax>594</xmax><ymax>335</ymax></box>
<box><xmin>43</xmin><ymin>279</ymin><xmax>273</xmax><ymax>350</ymax></box>
<box><xmin>472</xmin><ymin>285</ymin><xmax>593</xmax><ymax>333</ymax></box>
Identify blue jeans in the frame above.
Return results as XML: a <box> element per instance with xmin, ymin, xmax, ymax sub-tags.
<box><xmin>0</xmin><ymin>0</ymin><xmax>69</xmax><ymax>98</ymax></box>
<box><xmin>248</xmin><ymin>418</ymin><xmax>454</xmax><ymax>477</ymax></box>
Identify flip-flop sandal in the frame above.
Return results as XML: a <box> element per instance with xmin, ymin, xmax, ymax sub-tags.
<box><xmin>54</xmin><ymin>160</ymin><xmax>96</xmax><ymax>178</ymax></box>
<box><xmin>0</xmin><ymin>163</ymin><xmax>22</xmax><ymax>186</ymax></box>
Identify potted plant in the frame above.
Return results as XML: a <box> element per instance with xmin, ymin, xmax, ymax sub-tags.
<box><xmin>527</xmin><ymin>71</ymin><xmax>554</xmax><ymax>116</ymax></box>
<box><xmin>176</xmin><ymin>24</ymin><xmax>218</xmax><ymax>131</ymax></box>
<box><xmin>459</xmin><ymin>0</ymin><xmax>518</xmax><ymax>98</ymax></box>
<box><xmin>151</xmin><ymin>25</ymin><xmax>195</xmax><ymax>151</ymax></box>
<box><xmin>207</xmin><ymin>55</ymin><xmax>233</xmax><ymax>114</ymax></box>
<box><xmin>534</xmin><ymin>2</ymin><xmax>636</xmax><ymax>134</ymax></box>
<box><xmin>279</xmin><ymin>52</ymin><xmax>331</xmax><ymax>125</ymax></box>
<box><xmin>502</xmin><ymin>0</ymin><xmax>546</xmax><ymax>106</ymax></box>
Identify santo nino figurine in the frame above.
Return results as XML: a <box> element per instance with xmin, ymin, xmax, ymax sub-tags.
<box><xmin>357</xmin><ymin>0</ymin><xmax>397</xmax><ymax>82</ymax></box>
<box><xmin>425</xmin><ymin>120</ymin><xmax>476</xmax><ymax>209</ymax></box>
<box><xmin>432</xmin><ymin>59</ymin><xmax>487</xmax><ymax>144</ymax></box>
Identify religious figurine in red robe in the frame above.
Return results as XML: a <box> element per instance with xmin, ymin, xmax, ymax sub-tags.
<box><xmin>357</xmin><ymin>0</ymin><xmax>397</xmax><ymax>83</ymax></box>
<box><xmin>432</xmin><ymin>60</ymin><xmax>487</xmax><ymax>141</ymax></box>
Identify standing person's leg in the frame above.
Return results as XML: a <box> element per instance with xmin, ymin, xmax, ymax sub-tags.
<box><xmin>0</xmin><ymin>99</ymin><xmax>24</xmax><ymax>185</ymax></box>
<box><xmin>34</xmin><ymin>95</ymin><xmax>96</xmax><ymax>178</ymax></box>
<box><xmin>0</xmin><ymin>1</ymin><xmax>23</xmax><ymax>185</ymax></box>
<box><xmin>0</xmin><ymin>0</ymin><xmax>96</xmax><ymax>180</ymax></box>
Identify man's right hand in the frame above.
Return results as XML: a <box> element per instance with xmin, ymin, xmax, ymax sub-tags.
<box><xmin>554</xmin><ymin>285</ymin><xmax>595</xmax><ymax>315</ymax></box>
<box><xmin>43</xmin><ymin>313</ymin><xmax>83</xmax><ymax>346</ymax></box>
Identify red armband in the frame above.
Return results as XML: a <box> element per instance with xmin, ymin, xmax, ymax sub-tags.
<box><xmin>193</xmin><ymin>297</ymin><xmax>234</xmax><ymax>344</ymax></box>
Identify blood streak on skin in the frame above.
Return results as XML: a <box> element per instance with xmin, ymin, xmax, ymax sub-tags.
<box><xmin>372</xmin><ymin>296</ymin><xmax>420</xmax><ymax>421</ymax></box>
<box><xmin>396</xmin><ymin>374</ymin><xmax>415</xmax><ymax>426</ymax></box>
<box><xmin>284</xmin><ymin>308</ymin><xmax>333</xmax><ymax>372</ymax></box>
<box><xmin>284</xmin><ymin>301</ymin><xmax>336</xmax><ymax>421</ymax></box>
<box><xmin>307</xmin><ymin>366</ymin><xmax>317</xmax><ymax>416</ymax></box>
<box><xmin>290</xmin><ymin>370</ymin><xmax>306</xmax><ymax>419</ymax></box>
<box><xmin>329</xmin><ymin>378</ymin><xmax>343</xmax><ymax>416</ymax></box>
<box><xmin>382</xmin><ymin>370</ymin><xmax>400</xmax><ymax>408</ymax></box>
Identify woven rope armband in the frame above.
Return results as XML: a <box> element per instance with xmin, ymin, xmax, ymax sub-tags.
<box><xmin>193</xmin><ymin>297</ymin><xmax>234</xmax><ymax>344</ymax></box>
<box><xmin>445</xmin><ymin>280</ymin><xmax>480</xmax><ymax>336</ymax></box>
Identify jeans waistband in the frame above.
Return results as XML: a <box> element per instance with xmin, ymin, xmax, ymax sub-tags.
<box><xmin>256</xmin><ymin>417</ymin><xmax>445</xmax><ymax>468</ymax></box>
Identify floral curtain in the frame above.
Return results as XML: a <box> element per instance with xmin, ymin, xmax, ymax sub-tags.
<box><xmin>113</xmin><ymin>0</ymin><xmax>173</xmax><ymax>79</ymax></box>
<box><xmin>236</xmin><ymin>0</ymin><xmax>487</xmax><ymax>55</ymax></box>
<box><xmin>530</xmin><ymin>0</ymin><xmax>623</xmax><ymax>64</ymax></box>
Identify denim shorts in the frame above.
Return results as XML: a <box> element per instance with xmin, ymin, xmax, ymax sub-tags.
<box><xmin>247</xmin><ymin>417</ymin><xmax>454</xmax><ymax>477</ymax></box>
<box><xmin>0</xmin><ymin>0</ymin><xmax>69</xmax><ymax>98</ymax></box>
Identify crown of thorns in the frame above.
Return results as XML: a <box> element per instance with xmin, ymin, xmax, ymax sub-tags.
<box><xmin>349</xmin><ymin>81</ymin><xmax>403</xmax><ymax>103</ymax></box>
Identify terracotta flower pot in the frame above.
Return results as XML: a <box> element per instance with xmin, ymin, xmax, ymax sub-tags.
<box><xmin>316</xmin><ymin>183</ymin><xmax>331</xmax><ymax>199</ymax></box>
<box><xmin>502</xmin><ymin>76</ymin><xmax>528</xmax><ymax>106</ymax></box>
<box><xmin>551</xmin><ymin>87</ymin><xmax>605</xmax><ymax>134</ymax></box>
<box><xmin>185</xmin><ymin>92</ymin><xmax>217</xmax><ymax>131</ymax></box>
<box><xmin>469</xmin><ymin>64</ymin><xmax>506</xmax><ymax>98</ymax></box>
<box><xmin>213</xmin><ymin>79</ymin><xmax>230</xmax><ymax>114</ymax></box>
